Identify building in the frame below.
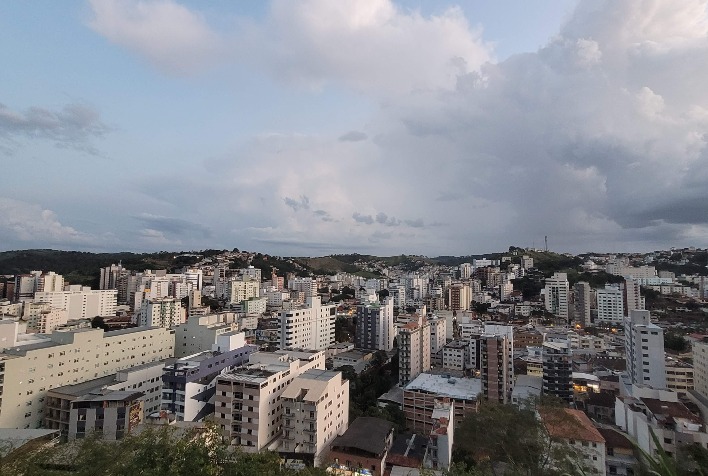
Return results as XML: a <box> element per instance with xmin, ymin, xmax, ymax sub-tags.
<box><xmin>428</xmin><ymin>314</ymin><xmax>447</xmax><ymax>356</ymax></box>
<box><xmin>280</xmin><ymin>369</ymin><xmax>349</xmax><ymax>464</ymax></box>
<box><xmin>693</xmin><ymin>338</ymin><xmax>708</xmax><ymax>398</ymax></box>
<box><xmin>65</xmin><ymin>390</ymin><xmax>144</xmax><ymax>441</ymax></box>
<box><xmin>214</xmin><ymin>349</ymin><xmax>325</xmax><ymax>451</ymax></box>
<box><xmin>161</xmin><ymin>334</ymin><xmax>255</xmax><ymax>422</ymax></box>
<box><xmin>34</xmin><ymin>287</ymin><xmax>117</xmax><ymax>321</ymax></box>
<box><xmin>226</xmin><ymin>279</ymin><xmax>259</xmax><ymax>305</ymax></box>
<box><xmin>441</xmin><ymin>340</ymin><xmax>471</xmax><ymax>371</ymax></box>
<box><xmin>278</xmin><ymin>297</ymin><xmax>336</xmax><ymax>351</ymax></box>
<box><xmin>355</xmin><ymin>298</ymin><xmax>395</xmax><ymax>351</ymax></box>
<box><xmin>328</xmin><ymin>417</ymin><xmax>395</xmax><ymax>476</ymax></box>
<box><xmin>623</xmin><ymin>278</ymin><xmax>643</xmax><ymax>316</ymax></box>
<box><xmin>22</xmin><ymin>302</ymin><xmax>68</xmax><ymax>334</ymax></box>
<box><xmin>573</xmin><ymin>281</ymin><xmax>591</xmax><ymax>327</ymax></box>
<box><xmin>173</xmin><ymin>312</ymin><xmax>239</xmax><ymax>358</ymax></box>
<box><xmin>45</xmin><ymin>359</ymin><xmax>167</xmax><ymax>437</ymax></box>
<box><xmin>100</xmin><ymin>264</ymin><xmax>126</xmax><ymax>290</ymax></box>
<box><xmin>137</xmin><ymin>297</ymin><xmax>185</xmax><ymax>328</ymax></box>
<box><xmin>13</xmin><ymin>274</ymin><xmax>36</xmax><ymax>302</ymax></box>
<box><xmin>289</xmin><ymin>277</ymin><xmax>317</xmax><ymax>297</ymax></box>
<box><xmin>624</xmin><ymin>310</ymin><xmax>667</xmax><ymax>389</ymax></box>
<box><xmin>597</xmin><ymin>285</ymin><xmax>625</xmax><ymax>325</ymax></box>
<box><xmin>35</xmin><ymin>272</ymin><xmax>64</xmax><ymax>293</ymax></box>
<box><xmin>542</xmin><ymin>341</ymin><xmax>573</xmax><ymax>403</ymax></box>
<box><xmin>480</xmin><ymin>325</ymin><xmax>513</xmax><ymax>403</ymax></box>
<box><xmin>423</xmin><ymin>398</ymin><xmax>454</xmax><ymax>471</ymax></box>
<box><xmin>543</xmin><ymin>273</ymin><xmax>569</xmax><ymax>322</ymax></box>
<box><xmin>447</xmin><ymin>284</ymin><xmax>471</xmax><ymax>311</ymax></box>
<box><xmin>540</xmin><ymin>407</ymin><xmax>606</xmax><ymax>475</ymax></box>
<box><xmin>511</xmin><ymin>375</ymin><xmax>543</xmax><ymax>408</ymax></box>
<box><xmin>665</xmin><ymin>358</ymin><xmax>694</xmax><ymax>395</ymax></box>
<box><xmin>0</xmin><ymin>325</ymin><xmax>175</xmax><ymax>429</ymax></box>
<box><xmin>403</xmin><ymin>373</ymin><xmax>480</xmax><ymax>433</ymax></box>
<box><xmin>598</xmin><ymin>427</ymin><xmax>638</xmax><ymax>476</ymax></box>
<box><xmin>398</xmin><ymin>315</ymin><xmax>431</xmax><ymax>386</ymax></box>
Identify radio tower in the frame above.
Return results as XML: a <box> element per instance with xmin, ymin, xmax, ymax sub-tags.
<box><xmin>545</xmin><ymin>235</ymin><xmax>548</xmax><ymax>252</ymax></box>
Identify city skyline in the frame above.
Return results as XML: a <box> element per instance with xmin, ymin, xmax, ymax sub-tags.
<box><xmin>2</xmin><ymin>0</ymin><xmax>708</xmax><ymax>256</ymax></box>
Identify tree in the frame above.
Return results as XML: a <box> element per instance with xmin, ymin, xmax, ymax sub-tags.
<box><xmin>91</xmin><ymin>315</ymin><xmax>109</xmax><ymax>331</ymax></box>
<box><xmin>664</xmin><ymin>332</ymin><xmax>689</xmax><ymax>353</ymax></box>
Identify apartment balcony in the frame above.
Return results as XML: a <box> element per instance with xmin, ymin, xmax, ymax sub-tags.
<box><xmin>303</xmin><ymin>427</ymin><xmax>317</xmax><ymax>434</ymax></box>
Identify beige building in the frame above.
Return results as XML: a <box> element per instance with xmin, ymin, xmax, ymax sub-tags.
<box><xmin>0</xmin><ymin>325</ymin><xmax>174</xmax><ymax>429</ymax></box>
<box><xmin>665</xmin><ymin>358</ymin><xmax>694</xmax><ymax>395</ymax></box>
<box><xmin>226</xmin><ymin>279</ymin><xmax>259</xmax><ymax>305</ymax></box>
<box><xmin>281</xmin><ymin>369</ymin><xmax>349</xmax><ymax>464</ymax></box>
<box><xmin>398</xmin><ymin>315</ymin><xmax>431</xmax><ymax>386</ymax></box>
<box><xmin>214</xmin><ymin>349</ymin><xmax>325</xmax><ymax>451</ymax></box>
<box><xmin>137</xmin><ymin>297</ymin><xmax>185</xmax><ymax>328</ymax></box>
<box><xmin>541</xmin><ymin>408</ymin><xmax>606</xmax><ymax>475</ymax></box>
<box><xmin>447</xmin><ymin>284</ymin><xmax>471</xmax><ymax>311</ymax></box>
<box><xmin>23</xmin><ymin>302</ymin><xmax>69</xmax><ymax>334</ymax></box>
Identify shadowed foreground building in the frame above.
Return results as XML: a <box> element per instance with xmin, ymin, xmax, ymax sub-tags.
<box><xmin>328</xmin><ymin>417</ymin><xmax>394</xmax><ymax>475</ymax></box>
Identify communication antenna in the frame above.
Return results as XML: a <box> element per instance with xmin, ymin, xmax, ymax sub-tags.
<box><xmin>545</xmin><ymin>236</ymin><xmax>548</xmax><ymax>252</ymax></box>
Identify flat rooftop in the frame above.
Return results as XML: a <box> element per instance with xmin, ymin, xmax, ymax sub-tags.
<box><xmin>405</xmin><ymin>373</ymin><xmax>481</xmax><ymax>401</ymax></box>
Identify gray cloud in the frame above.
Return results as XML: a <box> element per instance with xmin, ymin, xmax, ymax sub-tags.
<box><xmin>339</xmin><ymin>130</ymin><xmax>368</xmax><ymax>142</ymax></box>
<box><xmin>0</xmin><ymin>102</ymin><xmax>110</xmax><ymax>155</ymax></box>
<box><xmin>352</xmin><ymin>212</ymin><xmax>374</xmax><ymax>224</ymax></box>
<box><xmin>134</xmin><ymin>213</ymin><xmax>213</xmax><ymax>239</ymax></box>
<box><xmin>284</xmin><ymin>195</ymin><xmax>310</xmax><ymax>211</ymax></box>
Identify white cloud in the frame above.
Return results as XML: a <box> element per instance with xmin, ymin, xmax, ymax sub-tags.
<box><xmin>0</xmin><ymin>198</ymin><xmax>95</xmax><ymax>248</ymax></box>
<box><xmin>87</xmin><ymin>0</ymin><xmax>221</xmax><ymax>75</ymax></box>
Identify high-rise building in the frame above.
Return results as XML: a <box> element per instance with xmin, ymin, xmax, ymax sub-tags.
<box><xmin>226</xmin><ymin>279</ymin><xmax>259</xmax><ymax>305</ymax></box>
<box><xmin>137</xmin><ymin>297</ymin><xmax>185</xmax><ymax>328</ymax></box>
<box><xmin>35</xmin><ymin>272</ymin><xmax>64</xmax><ymax>293</ymax></box>
<box><xmin>448</xmin><ymin>284</ymin><xmax>471</xmax><ymax>311</ymax></box>
<box><xmin>355</xmin><ymin>298</ymin><xmax>395</xmax><ymax>351</ymax></box>
<box><xmin>289</xmin><ymin>277</ymin><xmax>317</xmax><ymax>297</ymax></box>
<box><xmin>214</xmin><ymin>349</ymin><xmax>326</xmax><ymax>451</ymax></box>
<box><xmin>280</xmin><ymin>369</ymin><xmax>349</xmax><ymax>464</ymax></box>
<box><xmin>398</xmin><ymin>315</ymin><xmax>431</xmax><ymax>386</ymax></box>
<box><xmin>278</xmin><ymin>297</ymin><xmax>336</xmax><ymax>350</ymax></box>
<box><xmin>573</xmin><ymin>281</ymin><xmax>591</xmax><ymax>327</ymax></box>
<box><xmin>13</xmin><ymin>274</ymin><xmax>36</xmax><ymax>302</ymax></box>
<box><xmin>428</xmin><ymin>314</ymin><xmax>447</xmax><ymax>356</ymax></box>
<box><xmin>543</xmin><ymin>273</ymin><xmax>569</xmax><ymax>322</ymax></box>
<box><xmin>542</xmin><ymin>341</ymin><xmax>573</xmax><ymax>403</ymax></box>
<box><xmin>597</xmin><ymin>285</ymin><xmax>624</xmax><ymax>325</ymax></box>
<box><xmin>694</xmin><ymin>338</ymin><xmax>708</xmax><ymax>398</ymax></box>
<box><xmin>100</xmin><ymin>264</ymin><xmax>126</xmax><ymax>290</ymax></box>
<box><xmin>459</xmin><ymin>263</ymin><xmax>472</xmax><ymax>279</ymax></box>
<box><xmin>624</xmin><ymin>310</ymin><xmax>666</xmax><ymax>389</ymax></box>
<box><xmin>623</xmin><ymin>278</ymin><xmax>644</xmax><ymax>316</ymax></box>
<box><xmin>480</xmin><ymin>328</ymin><xmax>513</xmax><ymax>404</ymax></box>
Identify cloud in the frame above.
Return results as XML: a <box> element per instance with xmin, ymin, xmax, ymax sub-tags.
<box><xmin>133</xmin><ymin>213</ymin><xmax>213</xmax><ymax>239</ymax></box>
<box><xmin>352</xmin><ymin>212</ymin><xmax>374</xmax><ymax>225</ymax></box>
<box><xmin>338</xmin><ymin>130</ymin><xmax>368</xmax><ymax>142</ymax></box>
<box><xmin>0</xmin><ymin>198</ymin><xmax>95</xmax><ymax>248</ymax></box>
<box><xmin>87</xmin><ymin>0</ymin><xmax>221</xmax><ymax>75</ymax></box>
<box><xmin>284</xmin><ymin>195</ymin><xmax>310</xmax><ymax>211</ymax></box>
<box><xmin>0</xmin><ymin>102</ymin><xmax>110</xmax><ymax>155</ymax></box>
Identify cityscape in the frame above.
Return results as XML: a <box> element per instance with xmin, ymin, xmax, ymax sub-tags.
<box><xmin>0</xmin><ymin>246</ymin><xmax>707</xmax><ymax>474</ymax></box>
<box><xmin>3</xmin><ymin>0</ymin><xmax>708</xmax><ymax>474</ymax></box>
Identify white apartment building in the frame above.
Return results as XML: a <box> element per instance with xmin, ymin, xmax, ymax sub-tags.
<box><xmin>597</xmin><ymin>285</ymin><xmax>624</xmax><ymax>324</ymax></box>
<box><xmin>389</xmin><ymin>284</ymin><xmax>406</xmax><ymax>309</ymax></box>
<box><xmin>459</xmin><ymin>263</ymin><xmax>472</xmax><ymax>279</ymax></box>
<box><xmin>289</xmin><ymin>277</ymin><xmax>317</xmax><ymax>297</ymax></box>
<box><xmin>625</xmin><ymin>310</ymin><xmax>667</xmax><ymax>389</ymax></box>
<box><xmin>543</xmin><ymin>273</ymin><xmax>569</xmax><ymax>321</ymax></box>
<box><xmin>398</xmin><ymin>315</ymin><xmax>431</xmax><ymax>386</ymax></box>
<box><xmin>624</xmin><ymin>278</ymin><xmax>644</xmax><ymax>316</ymax></box>
<box><xmin>265</xmin><ymin>289</ymin><xmax>291</xmax><ymax>308</ymax></box>
<box><xmin>278</xmin><ymin>297</ymin><xmax>336</xmax><ymax>351</ymax></box>
<box><xmin>23</xmin><ymin>302</ymin><xmax>69</xmax><ymax>334</ymax></box>
<box><xmin>214</xmin><ymin>349</ymin><xmax>326</xmax><ymax>450</ymax></box>
<box><xmin>13</xmin><ymin>274</ymin><xmax>37</xmax><ymax>302</ymax></box>
<box><xmin>34</xmin><ymin>287</ymin><xmax>117</xmax><ymax>320</ymax></box>
<box><xmin>692</xmin><ymin>339</ymin><xmax>708</xmax><ymax>398</ymax></box>
<box><xmin>355</xmin><ymin>298</ymin><xmax>395</xmax><ymax>351</ymax></box>
<box><xmin>442</xmin><ymin>340</ymin><xmax>471</xmax><ymax>371</ymax></box>
<box><xmin>665</xmin><ymin>359</ymin><xmax>694</xmax><ymax>395</ymax></box>
<box><xmin>174</xmin><ymin>312</ymin><xmax>239</xmax><ymax>358</ymax></box>
<box><xmin>226</xmin><ymin>279</ymin><xmax>260</xmax><ymax>305</ymax></box>
<box><xmin>35</xmin><ymin>272</ymin><xmax>64</xmax><ymax>293</ymax></box>
<box><xmin>137</xmin><ymin>297</ymin><xmax>185</xmax><ymax>328</ymax></box>
<box><xmin>281</xmin><ymin>369</ymin><xmax>349</xmax><ymax>464</ymax></box>
<box><xmin>0</xmin><ymin>325</ymin><xmax>175</xmax><ymax>429</ymax></box>
<box><xmin>429</xmin><ymin>315</ymin><xmax>447</xmax><ymax>355</ymax></box>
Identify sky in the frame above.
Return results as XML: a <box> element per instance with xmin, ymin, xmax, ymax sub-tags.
<box><xmin>2</xmin><ymin>0</ymin><xmax>708</xmax><ymax>257</ymax></box>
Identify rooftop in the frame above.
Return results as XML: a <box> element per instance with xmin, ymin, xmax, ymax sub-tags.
<box><xmin>405</xmin><ymin>373</ymin><xmax>481</xmax><ymax>401</ymax></box>
<box><xmin>540</xmin><ymin>408</ymin><xmax>605</xmax><ymax>444</ymax></box>
<box><xmin>330</xmin><ymin>417</ymin><xmax>394</xmax><ymax>457</ymax></box>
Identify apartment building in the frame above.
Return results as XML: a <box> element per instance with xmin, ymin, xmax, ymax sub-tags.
<box><xmin>543</xmin><ymin>273</ymin><xmax>569</xmax><ymax>321</ymax></box>
<box><xmin>398</xmin><ymin>316</ymin><xmax>431</xmax><ymax>386</ymax></box>
<box><xmin>573</xmin><ymin>281</ymin><xmax>591</xmax><ymax>327</ymax></box>
<box><xmin>480</xmin><ymin>325</ymin><xmax>513</xmax><ymax>404</ymax></box>
<box><xmin>428</xmin><ymin>315</ymin><xmax>447</xmax><ymax>356</ymax></box>
<box><xmin>597</xmin><ymin>285</ymin><xmax>625</xmax><ymax>325</ymax></box>
<box><xmin>278</xmin><ymin>297</ymin><xmax>336</xmax><ymax>351</ymax></box>
<box><xmin>403</xmin><ymin>373</ymin><xmax>480</xmax><ymax>433</ymax></box>
<box><xmin>694</xmin><ymin>338</ymin><xmax>708</xmax><ymax>398</ymax></box>
<box><xmin>45</xmin><ymin>359</ymin><xmax>167</xmax><ymax>437</ymax></box>
<box><xmin>540</xmin><ymin>408</ymin><xmax>606</xmax><ymax>475</ymax></box>
<box><xmin>23</xmin><ymin>302</ymin><xmax>68</xmax><ymax>334</ymax></box>
<box><xmin>355</xmin><ymin>298</ymin><xmax>395</xmax><ymax>351</ymax></box>
<box><xmin>0</xmin><ymin>325</ymin><xmax>174</xmax><ymax>429</ymax></box>
<box><xmin>226</xmin><ymin>279</ymin><xmax>260</xmax><ymax>305</ymax></box>
<box><xmin>137</xmin><ymin>297</ymin><xmax>185</xmax><ymax>328</ymax></box>
<box><xmin>162</xmin><ymin>334</ymin><xmax>255</xmax><ymax>422</ymax></box>
<box><xmin>173</xmin><ymin>312</ymin><xmax>239</xmax><ymax>358</ymax></box>
<box><xmin>624</xmin><ymin>310</ymin><xmax>667</xmax><ymax>389</ymax></box>
<box><xmin>34</xmin><ymin>287</ymin><xmax>117</xmax><ymax>320</ymax></box>
<box><xmin>447</xmin><ymin>284</ymin><xmax>471</xmax><ymax>311</ymax></box>
<box><xmin>542</xmin><ymin>341</ymin><xmax>573</xmax><ymax>403</ymax></box>
<box><xmin>281</xmin><ymin>369</ymin><xmax>349</xmax><ymax>464</ymax></box>
<box><xmin>289</xmin><ymin>277</ymin><xmax>317</xmax><ymax>297</ymax></box>
<box><xmin>665</xmin><ymin>358</ymin><xmax>694</xmax><ymax>395</ymax></box>
<box><xmin>214</xmin><ymin>349</ymin><xmax>325</xmax><ymax>451</ymax></box>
